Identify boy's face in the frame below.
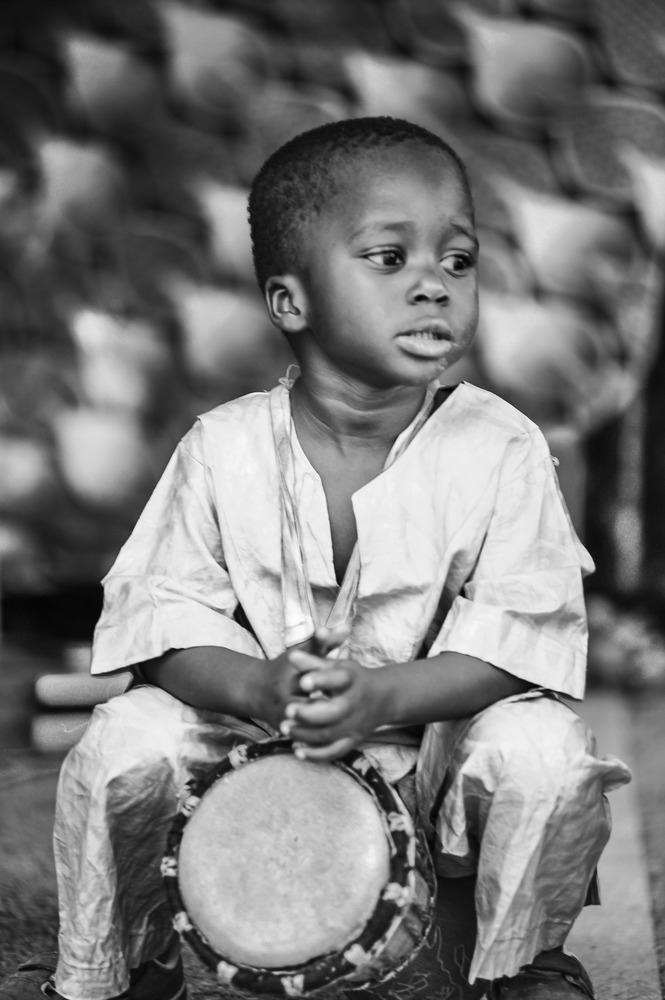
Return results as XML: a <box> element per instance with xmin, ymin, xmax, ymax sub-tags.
<box><xmin>288</xmin><ymin>143</ymin><xmax>479</xmax><ymax>390</ymax></box>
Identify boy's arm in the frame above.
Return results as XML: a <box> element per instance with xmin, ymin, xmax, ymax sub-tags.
<box><xmin>282</xmin><ymin>649</ymin><xmax>531</xmax><ymax>761</ymax></box>
<box><xmin>142</xmin><ymin>647</ymin><xmax>269</xmax><ymax>721</ymax></box>
<box><xmin>375</xmin><ymin>650</ymin><xmax>532</xmax><ymax>723</ymax></box>
<box><xmin>143</xmin><ymin>646</ymin><xmax>304</xmax><ymax>734</ymax></box>
<box><xmin>141</xmin><ymin>642</ymin><xmax>529</xmax><ymax>755</ymax></box>
<box><xmin>141</xmin><ymin>626</ymin><xmax>348</xmax><ymax>732</ymax></box>
<box><xmin>91</xmin><ymin>421</ymin><xmax>266</xmax><ymax>680</ymax></box>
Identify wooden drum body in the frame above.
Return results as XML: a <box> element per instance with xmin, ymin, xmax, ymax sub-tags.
<box><xmin>162</xmin><ymin>738</ymin><xmax>435</xmax><ymax>997</ymax></box>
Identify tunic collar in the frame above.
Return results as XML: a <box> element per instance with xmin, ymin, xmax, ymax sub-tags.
<box><xmin>269</xmin><ymin>377</ymin><xmax>444</xmax><ymax>645</ymax></box>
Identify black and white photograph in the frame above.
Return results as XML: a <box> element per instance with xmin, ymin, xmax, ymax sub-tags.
<box><xmin>1</xmin><ymin>3</ymin><xmax>664</xmax><ymax>999</ymax></box>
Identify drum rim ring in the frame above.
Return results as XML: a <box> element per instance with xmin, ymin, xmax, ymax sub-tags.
<box><xmin>162</xmin><ymin>736</ymin><xmax>434</xmax><ymax>996</ymax></box>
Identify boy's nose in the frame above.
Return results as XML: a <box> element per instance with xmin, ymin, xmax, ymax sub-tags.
<box><xmin>408</xmin><ymin>269</ymin><xmax>450</xmax><ymax>304</ymax></box>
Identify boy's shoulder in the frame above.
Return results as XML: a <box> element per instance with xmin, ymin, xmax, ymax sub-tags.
<box><xmin>181</xmin><ymin>389</ymin><xmax>276</xmax><ymax>469</ymax></box>
<box><xmin>198</xmin><ymin>389</ymin><xmax>273</xmax><ymax>428</ymax></box>
<box><xmin>432</xmin><ymin>384</ymin><xmax>554</xmax><ymax>488</ymax></box>
<box><xmin>191</xmin><ymin>389</ymin><xmax>276</xmax><ymax>445</ymax></box>
<box><xmin>444</xmin><ymin>382</ymin><xmax>541</xmax><ymax>444</ymax></box>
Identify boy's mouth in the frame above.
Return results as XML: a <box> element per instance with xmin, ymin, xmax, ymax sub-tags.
<box><xmin>403</xmin><ymin>329</ymin><xmax>446</xmax><ymax>339</ymax></box>
<box><xmin>399</xmin><ymin>319</ymin><xmax>451</xmax><ymax>339</ymax></box>
<box><xmin>397</xmin><ymin>323</ymin><xmax>452</xmax><ymax>357</ymax></box>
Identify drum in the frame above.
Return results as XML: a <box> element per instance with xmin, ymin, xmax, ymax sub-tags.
<box><xmin>162</xmin><ymin>737</ymin><xmax>435</xmax><ymax>997</ymax></box>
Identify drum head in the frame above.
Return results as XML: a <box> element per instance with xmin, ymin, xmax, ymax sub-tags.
<box><xmin>177</xmin><ymin>754</ymin><xmax>391</xmax><ymax>967</ymax></box>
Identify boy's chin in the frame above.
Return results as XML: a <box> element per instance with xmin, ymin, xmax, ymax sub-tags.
<box><xmin>398</xmin><ymin>357</ymin><xmax>456</xmax><ymax>385</ymax></box>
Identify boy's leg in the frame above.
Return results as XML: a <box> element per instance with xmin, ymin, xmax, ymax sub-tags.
<box><xmin>418</xmin><ymin>693</ymin><xmax>631</xmax><ymax>987</ymax></box>
<box><xmin>52</xmin><ymin>685</ymin><xmax>248</xmax><ymax>1000</ymax></box>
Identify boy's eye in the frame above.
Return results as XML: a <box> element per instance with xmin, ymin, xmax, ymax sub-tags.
<box><xmin>364</xmin><ymin>249</ymin><xmax>404</xmax><ymax>268</ymax></box>
<box><xmin>442</xmin><ymin>252</ymin><xmax>474</xmax><ymax>276</ymax></box>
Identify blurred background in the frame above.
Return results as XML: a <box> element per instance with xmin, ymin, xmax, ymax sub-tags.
<box><xmin>1</xmin><ymin>0</ymin><xmax>665</xmax><ymax>752</ymax></box>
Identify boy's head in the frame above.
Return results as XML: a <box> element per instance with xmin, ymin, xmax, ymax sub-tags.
<box><xmin>248</xmin><ymin>116</ymin><xmax>478</xmax><ymax>388</ymax></box>
<box><xmin>248</xmin><ymin>116</ymin><xmax>473</xmax><ymax>292</ymax></box>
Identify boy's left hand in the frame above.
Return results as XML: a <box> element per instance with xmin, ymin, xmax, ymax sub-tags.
<box><xmin>280</xmin><ymin>650</ymin><xmax>391</xmax><ymax>761</ymax></box>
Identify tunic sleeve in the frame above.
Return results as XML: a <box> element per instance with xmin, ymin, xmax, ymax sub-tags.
<box><xmin>429</xmin><ymin>427</ymin><xmax>594</xmax><ymax>699</ymax></box>
<box><xmin>91</xmin><ymin>420</ymin><xmax>263</xmax><ymax>675</ymax></box>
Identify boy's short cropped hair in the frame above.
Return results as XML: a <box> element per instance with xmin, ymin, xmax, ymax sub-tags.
<box><xmin>247</xmin><ymin>115</ymin><xmax>472</xmax><ymax>291</ymax></box>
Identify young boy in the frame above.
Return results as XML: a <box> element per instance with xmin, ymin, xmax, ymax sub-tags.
<box><xmin>3</xmin><ymin>117</ymin><xmax>630</xmax><ymax>1000</ymax></box>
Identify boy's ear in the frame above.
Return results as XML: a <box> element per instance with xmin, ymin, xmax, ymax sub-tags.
<box><xmin>264</xmin><ymin>275</ymin><xmax>309</xmax><ymax>334</ymax></box>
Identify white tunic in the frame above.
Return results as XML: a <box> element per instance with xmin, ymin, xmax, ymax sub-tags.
<box><xmin>92</xmin><ymin>380</ymin><xmax>594</xmax><ymax>700</ymax></box>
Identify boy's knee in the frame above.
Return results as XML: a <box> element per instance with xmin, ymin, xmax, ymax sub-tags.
<box><xmin>60</xmin><ymin>686</ymin><xmax>184</xmax><ymax>788</ymax></box>
<box><xmin>463</xmin><ymin>696</ymin><xmax>594</xmax><ymax>800</ymax></box>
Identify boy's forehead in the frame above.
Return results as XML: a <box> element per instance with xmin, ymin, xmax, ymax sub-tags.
<box><xmin>325</xmin><ymin>145</ymin><xmax>472</xmax><ymax>229</ymax></box>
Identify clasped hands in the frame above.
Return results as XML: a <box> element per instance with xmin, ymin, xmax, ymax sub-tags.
<box><xmin>269</xmin><ymin>625</ymin><xmax>391</xmax><ymax>762</ymax></box>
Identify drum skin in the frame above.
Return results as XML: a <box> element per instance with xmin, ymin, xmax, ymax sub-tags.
<box><xmin>162</xmin><ymin>738</ymin><xmax>435</xmax><ymax>997</ymax></box>
<box><xmin>177</xmin><ymin>755</ymin><xmax>391</xmax><ymax>967</ymax></box>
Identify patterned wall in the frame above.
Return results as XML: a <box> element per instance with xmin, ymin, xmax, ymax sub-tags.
<box><xmin>0</xmin><ymin>0</ymin><xmax>663</xmax><ymax>600</ymax></box>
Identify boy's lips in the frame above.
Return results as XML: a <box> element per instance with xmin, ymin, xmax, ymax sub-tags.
<box><xmin>397</xmin><ymin>321</ymin><xmax>453</xmax><ymax>358</ymax></box>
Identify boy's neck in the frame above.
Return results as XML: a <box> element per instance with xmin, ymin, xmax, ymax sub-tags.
<box><xmin>290</xmin><ymin>372</ymin><xmax>429</xmax><ymax>451</ymax></box>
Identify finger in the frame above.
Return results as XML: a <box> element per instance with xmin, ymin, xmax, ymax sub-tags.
<box><xmin>280</xmin><ymin>718</ymin><xmax>295</xmax><ymax>737</ymax></box>
<box><xmin>289</xmin><ymin>650</ymin><xmax>327</xmax><ymax>673</ymax></box>
<box><xmin>293</xmin><ymin>737</ymin><xmax>355</xmax><ymax>762</ymax></box>
<box><xmin>288</xmin><ymin>716</ymin><xmax>359</xmax><ymax>747</ymax></box>
<box><xmin>289</xmin><ymin>695</ymin><xmax>350</xmax><ymax>727</ymax></box>
<box><xmin>288</xmin><ymin>720</ymin><xmax>339</xmax><ymax>745</ymax></box>
<box><xmin>298</xmin><ymin>667</ymin><xmax>351</xmax><ymax>696</ymax></box>
<box><xmin>278</xmin><ymin>696</ymin><xmax>309</xmax><ymax>736</ymax></box>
